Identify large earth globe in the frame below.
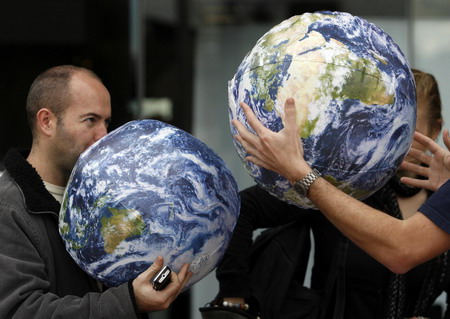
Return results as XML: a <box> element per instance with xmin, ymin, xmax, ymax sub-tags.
<box><xmin>59</xmin><ymin>120</ymin><xmax>240</xmax><ymax>288</ymax></box>
<box><xmin>229</xmin><ymin>11</ymin><xmax>416</xmax><ymax>208</ymax></box>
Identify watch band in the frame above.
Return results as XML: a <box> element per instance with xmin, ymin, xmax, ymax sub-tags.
<box><xmin>293</xmin><ymin>168</ymin><xmax>321</xmax><ymax>196</ymax></box>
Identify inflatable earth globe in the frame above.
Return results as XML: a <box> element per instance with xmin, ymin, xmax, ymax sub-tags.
<box><xmin>59</xmin><ymin>120</ymin><xmax>240</xmax><ymax>288</ymax></box>
<box><xmin>229</xmin><ymin>11</ymin><xmax>416</xmax><ymax>208</ymax></box>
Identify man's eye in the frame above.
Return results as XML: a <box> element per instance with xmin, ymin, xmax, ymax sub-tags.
<box><xmin>85</xmin><ymin>118</ymin><xmax>96</xmax><ymax>123</ymax></box>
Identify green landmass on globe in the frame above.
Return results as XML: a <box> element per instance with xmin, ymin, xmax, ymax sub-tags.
<box><xmin>100</xmin><ymin>208</ymin><xmax>146</xmax><ymax>254</ymax></box>
<box><xmin>248</xmin><ymin>14</ymin><xmax>395</xmax><ymax>139</ymax></box>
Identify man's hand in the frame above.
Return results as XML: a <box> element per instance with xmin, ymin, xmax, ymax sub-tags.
<box><xmin>232</xmin><ymin>98</ymin><xmax>311</xmax><ymax>183</ymax></box>
<box><xmin>400</xmin><ymin>129</ymin><xmax>450</xmax><ymax>191</ymax></box>
<box><xmin>132</xmin><ymin>256</ymin><xmax>192</xmax><ymax>312</ymax></box>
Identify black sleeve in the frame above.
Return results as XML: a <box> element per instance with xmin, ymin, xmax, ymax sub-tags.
<box><xmin>215</xmin><ymin>184</ymin><xmax>313</xmax><ymax>298</ymax></box>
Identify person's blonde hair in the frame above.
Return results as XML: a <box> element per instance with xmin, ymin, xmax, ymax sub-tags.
<box><xmin>412</xmin><ymin>68</ymin><xmax>443</xmax><ymax>128</ymax></box>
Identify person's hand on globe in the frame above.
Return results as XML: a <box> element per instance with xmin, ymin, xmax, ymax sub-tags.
<box><xmin>232</xmin><ymin>98</ymin><xmax>312</xmax><ymax>183</ymax></box>
<box><xmin>400</xmin><ymin>129</ymin><xmax>450</xmax><ymax>192</ymax></box>
<box><xmin>132</xmin><ymin>256</ymin><xmax>192</xmax><ymax>312</ymax></box>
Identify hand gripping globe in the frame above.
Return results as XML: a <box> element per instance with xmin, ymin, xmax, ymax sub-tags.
<box><xmin>59</xmin><ymin>120</ymin><xmax>240</xmax><ymax>288</ymax></box>
<box><xmin>229</xmin><ymin>11</ymin><xmax>416</xmax><ymax>208</ymax></box>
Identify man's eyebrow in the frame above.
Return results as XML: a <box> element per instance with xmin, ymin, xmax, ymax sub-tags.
<box><xmin>79</xmin><ymin>112</ymin><xmax>102</xmax><ymax>118</ymax></box>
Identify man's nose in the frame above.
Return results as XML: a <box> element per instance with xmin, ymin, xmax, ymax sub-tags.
<box><xmin>94</xmin><ymin>124</ymin><xmax>108</xmax><ymax>141</ymax></box>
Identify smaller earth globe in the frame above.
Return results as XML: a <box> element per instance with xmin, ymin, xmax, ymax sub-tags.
<box><xmin>59</xmin><ymin>120</ymin><xmax>240</xmax><ymax>288</ymax></box>
<box><xmin>229</xmin><ymin>11</ymin><xmax>416</xmax><ymax>208</ymax></box>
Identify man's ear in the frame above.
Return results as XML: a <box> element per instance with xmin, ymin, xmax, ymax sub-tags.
<box><xmin>35</xmin><ymin>108</ymin><xmax>57</xmax><ymax>137</ymax></box>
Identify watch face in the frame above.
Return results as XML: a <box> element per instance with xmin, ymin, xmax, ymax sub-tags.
<box><xmin>294</xmin><ymin>182</ymin><xmax>307</xmax><ymax>196</ymax></box>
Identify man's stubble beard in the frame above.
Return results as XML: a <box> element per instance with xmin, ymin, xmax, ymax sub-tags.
<box><xmin>53</xmin><ymin>122</ymin><xmax>83</xmax><ymax>181</ymax></box>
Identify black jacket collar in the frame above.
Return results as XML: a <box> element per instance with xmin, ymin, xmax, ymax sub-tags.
<box><xmin>3</xmin><ymin>148</ymin><xmax>60</xmax><ymax>214</ymax></box>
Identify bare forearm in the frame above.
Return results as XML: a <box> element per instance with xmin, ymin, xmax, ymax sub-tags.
<box><xmin>307</xmin><ymin>177</ymin><xmax>449</xmax><ymax>273</ymax></box>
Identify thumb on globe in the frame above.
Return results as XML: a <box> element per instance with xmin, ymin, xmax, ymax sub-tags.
<box><xmin>148</xmin><ymin>256</ymin><xmax>164</xmax><ymax>276</ymax></box>
<box><xmin>137</xmin><ymin>256</ymin><xmax>165</xmax><ymax>284</ymax></box>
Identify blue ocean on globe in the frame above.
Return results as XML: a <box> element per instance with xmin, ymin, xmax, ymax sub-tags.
<box><xmin>229</xmin><ymin>11</ymin><xmax>416</xmax><ymax>208</ymax></box>
<box><xmin>59</xmin><ymin>120</ymin><xmax>240</xmax><ymax>288</ymax></box>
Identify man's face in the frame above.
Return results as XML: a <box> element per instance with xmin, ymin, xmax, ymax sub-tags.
<box><xmin>51</xmin><ymin>73</ymin><xmax>112</xmax><ymax>174</ymax></box>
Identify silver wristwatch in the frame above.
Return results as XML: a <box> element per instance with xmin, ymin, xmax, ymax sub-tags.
<box><xmin>293</xmin><ymin>169</ymin><xmax>321</xmax><ymax>196</ymax></box>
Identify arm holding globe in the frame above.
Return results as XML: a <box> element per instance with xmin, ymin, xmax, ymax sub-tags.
<box><xmin>218</xmin><ymin>11</ymin><xmax>449</xmax><ymax>318</ymax></box>
<box><xmin>233</xmin><ymin>98</ymin><xmax>450</xmax><ymax>274</ymax></box>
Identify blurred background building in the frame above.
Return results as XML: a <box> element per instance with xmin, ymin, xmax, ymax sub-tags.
<box><xmin>0</xmin><ymin>0</ymin><xmax>449</xmax><ymax>318</ymax></box>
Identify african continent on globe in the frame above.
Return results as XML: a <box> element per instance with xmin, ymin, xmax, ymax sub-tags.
<box><xmin>229</xmin><ymin>11</ymin><xmax>416</xmax><ymax>208</ymax></box>
<box><xmin>59</xmin><ymin>120</ymin><xmax>240</xmax><ymax>288</ymax></box>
